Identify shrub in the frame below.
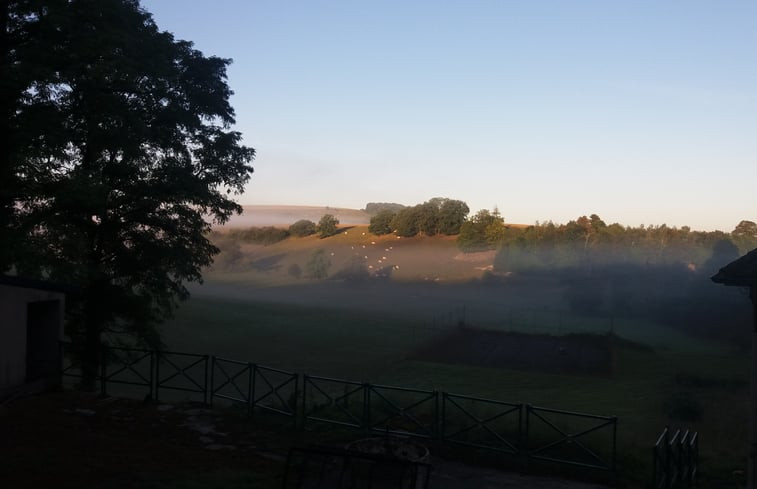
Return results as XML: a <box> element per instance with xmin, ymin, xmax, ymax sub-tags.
<box><xmin>228</xmin><ymin>226</ymin><xmax>289</xmax><ymax>245</ymax></box>
<box><xmin>305</xmin><ymin>249</ymin><xmax>331</xmax><ymax>279</ymax></box>
<box><xmin>289</xmin><ymin>219</ymin><xmax>317</xmax><ymax>237</ymax></box>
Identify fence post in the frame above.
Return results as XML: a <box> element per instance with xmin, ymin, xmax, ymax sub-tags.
<box><xmin>208</xmin><ymin>356</ymin><xmax>216</xmax><ymax>408</ymax></box>
<box><xmin>525</xmin><ymin>404</ymin><xmax>531</xmax><ymax>456</ymax></box>
<box><xmin>517</xmin><ymin>403</ymin><xmax>523</xmax><ymax>455</ymax></box>
<box><xmin>433</xmin><ymin>390</ymin><xmax>440</xmax><ymax>440</ymax></box>
<box><xmin>292</xmin><ymin>373</ymin><xmax>300</xmax><ymax>429</ymax></box>
<box><xmin>362</xmin><ymin>382</ymin><xmax>371</xmax><ymax>436</ymax></box>
<box><xmin>301</xmin><ymin>374</ymin><xmax>308</xmax><ymax>430</ymax></box>
<box><xmin>246</xmin><ymin>362</ymin><xmax>254</xmax><ymax>416</ymax></box>
<box><xmin>665</xmin><ymin>427</ymin><xmax>671</xmax><ymax>489</ymax></box>
<box><xmin>154</xmin><ymin>350</ymin><xmax>161</xmax><ymax>403</ymax></box>
<box><xmin>612</xmin><ymin>416</ymin><xmax>618</xmax><ymax>472</ymax></box>
<box><xmin>149</xmin><ymin>350</ymin><xmax>156</xmax><ymax>401</ymax></box>
<box><xmin>203</xmin><ymin>355</ymin><xmax>209</xmax><ymax>406</ymax></box>
<box><xmin>99</xmin><ymin>346</ymin><xmax>107</xmax><ymax>397</ymax></box>
<box><xmin>440</xmin><ymin>392</ymin><xmax>446</xmax><ymax>443</ymax></box>
<box><xmin>250</xmin><ymin>363</ymin><xmax>257</xmax><ymax>418</ymax></box>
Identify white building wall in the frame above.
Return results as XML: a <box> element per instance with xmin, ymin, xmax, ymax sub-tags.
<box><xmin>0</xmin><ymin>284</ymin><xmax>65</xmax><ymax>390</ymax></box>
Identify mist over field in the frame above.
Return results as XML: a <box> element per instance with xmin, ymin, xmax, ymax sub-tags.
<box><xmin>221</xmin><ymin>205</ymin><xmax>370</xmax><ymax>228</ymax></box>
<box><xmin>197</xmin><ymin>206</ymin><xmax>753</xmax><ymax>346</ymax></box>
<box><xmin>156</xmin><ymin>205</ymin><xmax>757</xmax><ymax>482</ymax></box>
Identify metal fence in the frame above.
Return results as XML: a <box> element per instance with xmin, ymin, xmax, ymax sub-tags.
<box><xmin>61</xmin><ymin>342</ymin><xmax>618</xmax><ymax>472</ymax></box>
<box><xmin>653</xmin><ymin>427</ymin><xmax>698</xmax><ymax>489</ymax></box>
<box><xmin>525</xmin><ymin>405</ymin><xmax>617</xmax><ymax>471</ymax></box>
<box><xmin>100</xmin><ymin>346</ymin><xmax>153</xmax><ymax>398</ymax></box>
<box><xmin>441</xmin><ymin>393</ymin><xmax>522</xmax><ymax>455</ymax></box>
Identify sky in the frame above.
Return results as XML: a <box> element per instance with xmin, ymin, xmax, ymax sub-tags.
<box><xmin>141</xmin><ymin>1</ymin><xmax>757</xmax><ymax>231</ymax></box>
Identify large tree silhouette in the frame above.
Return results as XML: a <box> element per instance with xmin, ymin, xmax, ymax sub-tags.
<box><xmin>1</xmin><ymin>0</ymin><xmax>255</xmax><ymax>387</ymax></box>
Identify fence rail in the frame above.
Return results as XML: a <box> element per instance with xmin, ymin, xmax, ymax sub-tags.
<box><xmin>60</xmin><ymin>342</ymin><xmax>619</xmax><ymax>473</ymax></box>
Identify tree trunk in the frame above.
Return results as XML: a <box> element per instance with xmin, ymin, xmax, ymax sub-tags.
<box><xmin>80</xmin><ymin>295</ymin><xmax>102</xmax><ymax>392</ymax></box>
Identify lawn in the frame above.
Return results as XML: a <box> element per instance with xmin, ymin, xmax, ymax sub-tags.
<box><xmin>160</xmin><ymin>290</ymin><xmax>749</xmax><ymax>486</ymax></box>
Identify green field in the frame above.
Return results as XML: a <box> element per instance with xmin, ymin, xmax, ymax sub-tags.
<box><xmin>162</xmin><ymin>289</ymin><xmax>749</xmax><ymax>485</ymax></box>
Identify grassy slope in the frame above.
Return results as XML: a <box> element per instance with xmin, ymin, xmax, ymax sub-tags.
<box><xmin>210</xmin><ymin>225</ymin><xmax>494</xmax><ymax>285</ymax></box>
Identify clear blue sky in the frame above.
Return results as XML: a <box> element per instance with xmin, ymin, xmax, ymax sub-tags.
<box><xmin>142</xmin><ymin>0</ymin><xmax>756</xmax><ymax>231</ymax></box>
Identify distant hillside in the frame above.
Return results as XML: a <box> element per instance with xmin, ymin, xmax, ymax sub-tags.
<box><xmin>208</xmin><ymin>224</ymin><xmax>496</xmax><ymax>284</ymax></box>
<box><xmin>220</xmin><ymin>205</ymin><xmax>370</xmax><ymax>228</ymax></box>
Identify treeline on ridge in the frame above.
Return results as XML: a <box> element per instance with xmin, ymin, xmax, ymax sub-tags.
<box><xmin>368</xmin><ymin>198</ymin><xmax>470</xmax><ymax>237</ymax></box>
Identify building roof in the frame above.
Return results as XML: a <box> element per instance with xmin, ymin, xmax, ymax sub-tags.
<box><xmin>711</xmin><ymin>248</ymin><xmax>757</xmax><ymax>287</ymax></box>
<box><xmin>0</xmin><ymin>275</ymin><xmax>78</xmax><ymax>294</ymax></box>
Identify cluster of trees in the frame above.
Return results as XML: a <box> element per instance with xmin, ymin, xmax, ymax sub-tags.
<box><xmin>491</xmin><ymin>215</ymin><xmax>757</xmax><ymax>273</ymax></box>
<box><xmin>368</xmin><ymin>198</ymin><xmax>470</xmax><ymax>237</ymax></box>
<box><xmin>364</xmin><ymin>202</ymin><xmax>406</xmax><ymax>216</ymax></box>
<box><xmin>288</xmin><ymin>214</ymin><xmax>340</xmax><ymax>238</ymax></box>
<box><xmin>456</xmin><ymin>209</ymin><xmax>507</xmax><ymax>252</ymax></box>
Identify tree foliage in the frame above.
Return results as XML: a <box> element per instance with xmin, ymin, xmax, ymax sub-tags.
<box><xmin>457</xmin><ymin>209</ymin><xmax>506</xmax><ymax>252</ymax></box>
<box><xmin>391</xmin><ymin>207</ymin><xmax>420</xmax><ymax>237</ymax></box>
<box><xmin>364</xmin><ymin>202</ymin><xmax>406</xmax><ymax>216</ymax></box>
<box><xmin>317</xmin><ymin>214</ymin><xmax>339</xmax><ymax>238</ymax></box>
<box><xmin>2</xmin><ymin>0</ymin><xmax>254</xmax><ymax>386</ymax></box>
<box><xmin>289</xmin><ymin>219</ymin><xmax>317</xmax><ymax>237</ymax></box>
<box><xmin>438</xmin><ymin>199</ymin><xmax>470</xmax><ymax>235</ymax></box>
<box><xmin>224</xmin><ymin>227</ymin><xmax>289</xmax><ymax>245</ymax></box>
<box><xmin>492</xmin><ymin>214</ymin><xmax>751</xmax><ymax>275</ymax></box>
<box><xmin>368</xmin><ymin>210</ymin><xmax>396</xmax><ymax>235</ymax></box>
<box><xmin>375</xmin><ymin>197</ymin><xmax>469</xmax><ymax>238</ymax></box>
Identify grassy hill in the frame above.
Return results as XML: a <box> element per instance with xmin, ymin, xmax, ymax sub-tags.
<box><xmin>209</xmin><ymin>224</ymin><xmax>496</xmax><ymax>285</ymax></box>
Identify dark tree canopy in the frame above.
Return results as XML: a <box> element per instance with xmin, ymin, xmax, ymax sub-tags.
<box><xmin>364</xmin><ymin>202</ymin><xmax>406</xmax><ymax>216</ymax></box>
<box><xmin>438</xmin><ymin>199</ymin><xmax>470</xmax><ymax>235</ymax></box>
<box><xmin>457</xmin><ymin>209</ymin><xmax>505</xmax><ymax>252</ymax></box>
<box><xmin>368</xmin><ymin>210</ymin><xmax>395</xmax><ymax>235</ymax></box>
<box><xmin>289</xmin><ymin>219</ymin><xmax>317</xmax><ymax>237</ymax></box>
<box><xmin>317</xmin><ymin>214</ymin><xmax>339</xmax><ymax>238</ymax></box>
<box><xmin>390</xmin><ymin>207</ymin><xmax>420</xmax><ymax>237</ymax></box>
<box><xmin>1</xmin><ymin>0</ymin><xmax>254</xmax><ymax>385</ymax></box>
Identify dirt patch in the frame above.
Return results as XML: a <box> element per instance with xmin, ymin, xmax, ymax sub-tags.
<box><xmin>414</xmin><ymin>328</ymin><xmax>616</xmax><ymax>375</ymax></box>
